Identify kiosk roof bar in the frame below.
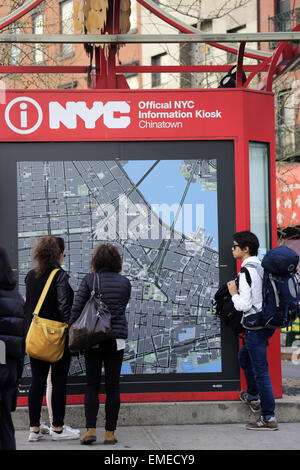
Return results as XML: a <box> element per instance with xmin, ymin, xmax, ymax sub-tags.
<box><xmin>0</xmin><ymin>32</ymin><xmax>299</xmax><ymax>44</ymax></box>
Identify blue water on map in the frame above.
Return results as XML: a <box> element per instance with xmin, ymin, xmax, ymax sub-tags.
<box><xmin>124</xmin><ymin>159</ymin><xmax>218</xmax><ymax>249</ymax></box>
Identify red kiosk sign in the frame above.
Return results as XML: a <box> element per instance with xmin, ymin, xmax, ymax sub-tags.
<box><xmin>0</xmin><ymin>88</ymin><xmax>282</xmax><ymax>404</ymax></box>
<box><xmin>0</xmin><ymin>88</ymin><xmax>273</xmax><ymax>142</ymax></box>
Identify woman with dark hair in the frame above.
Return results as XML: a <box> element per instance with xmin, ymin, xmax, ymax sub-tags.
<box><xmin>24</xmin><ymin>236</ymin><xmax>78</xmax><ymax>442</ymax></box>
<box><xmin>38</xmin><ymin>237</ymin><xmax>80</xmax><ymax>438</ymax></box>
<box><xmin>69</xmin><ymin>243</ymin><xmax>131</xmax><ymax>445</ymax></box>
<box><xmin>0</xmin><ymin>246</ymin><xmax>25</xmax><ymax>450</ymax></box>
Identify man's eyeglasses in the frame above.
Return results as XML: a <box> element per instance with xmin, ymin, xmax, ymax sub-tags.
<box><xmin>232</xmin><ymin>244</ymin><xmax>240</xmax><ymax>250</ymax></box>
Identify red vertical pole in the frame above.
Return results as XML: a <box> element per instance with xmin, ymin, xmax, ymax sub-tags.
<box><xmin>236</xmin><ymin>42</ymin><xmax>246</xmax><ymax>87</ymax></box>
<box><xmin>234</xmin><ymin>131</ymin><xmax>251</xmax><ymax>394</ymax></box>
<box><xmin>94</xmin><ymin>47</ymin><xmax>101</xmax><ymax>88</ymax></box>
<box><xmin>267</xmin><ymin>101</ymin><xmax>283</xmax><ymax>398</ymax></box>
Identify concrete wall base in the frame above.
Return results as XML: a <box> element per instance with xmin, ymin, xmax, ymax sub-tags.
<box><xmin>12</xmin><ymin>396</ymin><xmax>300</xmax><ymax>430</ymax></box>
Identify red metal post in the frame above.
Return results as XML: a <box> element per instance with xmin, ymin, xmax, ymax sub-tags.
<box><xmin>236</xmin><ymin>41</ymin><xmax>246</xmax><ymax>87</ymax></box>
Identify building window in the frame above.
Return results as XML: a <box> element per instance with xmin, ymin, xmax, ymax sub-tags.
<box><xmin>226</xmin><ymin>25</ymin><xmax>246</xmax><ymax>64</ymax></box>
<box><xmin>249</xmin><ymin>142</ymin><xmax>270</xmax><ymax>257</ymax></box>
<box><xmin>129</xmin><ymin>0</ymin><xmax>137</xmax><ymax>32</ymax></box>
<box><xmin>60</xmin><ymin>0</ymin><xmax>74</xmax><ymax>57</ymax></box>
<box><xmin>122</xmin><ymin>61</ymin><xmax>139</xmax><ymax>89</ymax></box>
<box><xmin>58</xmin><ymin>81</ymin><xmax>78</xmax><ymax>89</ymax></box>
<box><xmin>276</xmin><ymin>0</ymin><xmax>290</xmax><ymax>15</ymax></box>
<box><xmin>277</xmin><ymin>89</ymin><xmax>295</xmax><ymax>158</ymax></box>
<box><xmin>33</xmin><ymin>14</ymin><xmax>44</xmax><ymax>63</ymax></box>
<box><xmin>151</xmin><ymin>53</ymin><xmax>167</xmax><ymax>87</ymax></box>
<box><xmin>10</xmin><ymin>26</ymin><xmax>21</xmax><ymax>65</ymax></box>
<box><xmin>269</xmin><ymin>1</ymin><xmax>300</xmax><ymax>43</ymax></box>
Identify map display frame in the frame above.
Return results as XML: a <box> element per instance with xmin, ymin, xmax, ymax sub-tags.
<box><xmin>0</xmin><ymin>140</ymin><xmax>240</xmax><ymax>397</ymax></box>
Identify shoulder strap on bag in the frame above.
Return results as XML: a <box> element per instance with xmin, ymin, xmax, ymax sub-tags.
<box><xmin>33</xmin><ymin>268</ymin><xmax>60</xmax><ymax>316</ymax></box>
<box><xmin>92</xmin><ymin>272</ymin><xmax>101</xmax><ymax>297</ymax></box>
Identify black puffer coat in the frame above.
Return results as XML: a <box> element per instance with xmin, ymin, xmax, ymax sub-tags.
<box><xmin>0</xmin><ymin>287</ymin><xmax>25</xmax><ymax>360</ymax></box>
<box><xmin>69</xmin><ymin>269</ymin><xmax>131</xmax><ymax>339</ymax></box>
<box><xmin>0</xmin><ymin>285</ymin><xmax>25</xmax><ymax>410</ymax></box>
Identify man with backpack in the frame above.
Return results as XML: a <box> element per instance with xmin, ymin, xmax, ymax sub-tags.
<box><xmin>227</xmin><ymin>231</ymin><xmax>278</xmax><ymax>431</ymax></box>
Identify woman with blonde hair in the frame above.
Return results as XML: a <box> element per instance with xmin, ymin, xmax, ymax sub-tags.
<box><xmin>24</xmin><ymin>236</ymin><xmax>77</xmax><ymax>442</ymax></box>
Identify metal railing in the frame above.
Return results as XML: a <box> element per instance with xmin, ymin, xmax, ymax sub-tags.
<box><xmin>269</xmin><ymin>8</ymin><xmax>300</xmax><ymax>48</ymax></box>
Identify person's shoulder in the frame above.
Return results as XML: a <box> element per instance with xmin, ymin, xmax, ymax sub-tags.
<box><xmin>26</xmin><ymin>268</ymin><xmax>36</xmax><ymax>276</ymax></box>
<box><xmin>80</xmin><ymin>272</ymin><xmax>93</xmax><ymax>287</ymax></box>
<box><xmin>0</xmin><ymin>285</ymin><xmax>23</xmax><ymax>305</ymax></box>
<box><xmin>25</xmin><ymin>268</ymin><xmax>36</xmax><ymax>282</ymax></box>
<box><xmin>243</xmin><ymin>259</ymin><xmax>263</xmax><ymax>283</ymax></box>
<box><xmin>119</xmin><ymin>273</ymin><xmax>131</xmax><ymax>288</ymax></box>
<box><xmin>114</xmin><ymin>271</ymin><xmax>129</xmax><ymax>280</ymax></box>
<box><xmin>244</xmin><ymin>257</ymin><xmax>262</xmax><ymax>272</ymax></box>
<box><xmin>244</xmin><ymin>256</ymin><xmax>261</xmax><ymax>266</ymax></box>
<box><xmin>106</xmin><ymin>271</ymin><xmax>131</xmax><ymax>285</ymax></box>
<box><xmin>56</xmin><ymin>268</ymin><xmax>69</xmax><ymax>280</ymax></box>
<box><xmin>84</xmin><ymin>272</ymin><xmax>93</xmax><ymax>281</ymax></box>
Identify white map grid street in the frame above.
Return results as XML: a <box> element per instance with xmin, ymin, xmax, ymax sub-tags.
<box><xmin>17</xmin><ymin>159</ymin><xmax>221</xmax><ymax>378</ymax></box>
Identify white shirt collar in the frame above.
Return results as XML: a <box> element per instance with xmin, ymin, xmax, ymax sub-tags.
<box><xmin>241</xmin><ymin>256</ymin><xmax>261</xmax><ymax>267</ymax></box>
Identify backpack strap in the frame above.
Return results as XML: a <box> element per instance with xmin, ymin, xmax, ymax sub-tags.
<box><xmin>243</xmin><ymin>262</ymin><xmax>263</xmax><ymax>278</ymax></box>
<box><xmin>239</xmin><ymin>263</ymin><xmax>263</xmax><ymax>285</ymax></box>
<box><xmin>239</xmin><ymin>267</ymin><xmax>252</xmax><ymax>287</ymax></box>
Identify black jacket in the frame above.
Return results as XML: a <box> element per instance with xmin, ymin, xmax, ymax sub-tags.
<box><xmin>24</xmin><ymin>266</ymin><xmax>74</xmax><ymax>333</ymax></box>
<box><xmin>0</xmin><ymin>284</ymin><xmax>25</xmax><ymax>409</ymax></box>
<box><xmin>69</xmin><ymin>269</ymin><xmax>131</xmax><ymax>339</ymax></box>
<box><xmin>0</xmin><ymin>286</ymin><xmax>25</xmax><ymax>359</ymax></box>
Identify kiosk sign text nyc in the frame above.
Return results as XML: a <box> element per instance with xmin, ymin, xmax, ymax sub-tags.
<box><xmin>0</xmin><ymin>90</ymin><xmax>232</xmax><ymax>140</ymax></box>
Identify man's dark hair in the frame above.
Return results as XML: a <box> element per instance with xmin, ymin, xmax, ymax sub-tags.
<box><xmin>233</xmin><ymin>231</ymin><xmax>259</xmax><ymax>256</ymax></box>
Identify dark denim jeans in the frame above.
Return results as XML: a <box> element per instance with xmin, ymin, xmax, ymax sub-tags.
<box><xmin>238</xmin><ymin>328</ymin><xmax>275</xmax><ymax>421</ymax></box>
<box><xmin>84</xmin><ymin>339</ymin><xmax>124</xmax><ymax>431</ymax></box>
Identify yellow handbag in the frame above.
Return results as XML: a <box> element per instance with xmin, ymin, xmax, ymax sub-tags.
<box><xmin>25</xmin><ymin>268</ymin><xmax>68</xmax><ymax>363</ymax></box>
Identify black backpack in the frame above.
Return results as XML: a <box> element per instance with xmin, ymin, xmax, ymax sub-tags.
<box><xmin>212</xmin><ymin>267</ymin><xmax>253</xmax><ymax>336</ymax></box>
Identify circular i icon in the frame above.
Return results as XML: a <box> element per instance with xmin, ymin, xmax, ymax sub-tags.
<box><xmin>5</xmin><ymin>97</ymin><xmax>43</xmax><ymax>134</ymax></box>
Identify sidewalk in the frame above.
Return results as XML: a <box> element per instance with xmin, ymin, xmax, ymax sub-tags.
<box><xmin>15</xmin><ymin>423</ymin><xmax>300</xmax><ymax>450</ymax></box>
<box><xmin>13</xmin><ymin>358</ymin><xmax>300</xmax><ymax>451</ymax></box>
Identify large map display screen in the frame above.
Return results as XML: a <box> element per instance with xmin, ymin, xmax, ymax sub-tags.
<box><xmin>18</xmin><ymin>157</ymin><xmax>221</xmax><ymax>378</ymax></box>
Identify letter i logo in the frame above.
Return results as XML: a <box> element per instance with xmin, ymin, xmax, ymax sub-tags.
<box><xmin>5</xmin><ymin>97</ymin><xmax>43</xmax><ymax>134</ymax></box>
<box><xmin>20</xmin><ymin>102</ymin><xmax>28</xmax><ymax>128</ymax></box>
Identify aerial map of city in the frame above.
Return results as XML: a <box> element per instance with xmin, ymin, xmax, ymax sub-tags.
<box><xmin>17</xmin><ymin>157</ymin><xmax>221</xmax><ymax>378</ymax></box>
